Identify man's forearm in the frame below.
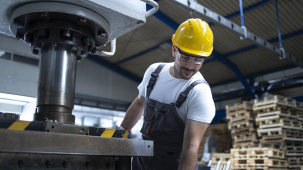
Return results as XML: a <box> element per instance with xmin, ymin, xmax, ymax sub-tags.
<box><xmin>178</xmin><ymin>145</ymin><xmax>199</xmax><ymax>170</ymax></box>
<box><xmin>121</xmin><ymin>95</ymin><xmax>145</xmax><ymax>130</ymax></box>
<box><xmin>178</xmin><ymin>120</ymin><xmax>209</xmax><ymax>170</ymax></box>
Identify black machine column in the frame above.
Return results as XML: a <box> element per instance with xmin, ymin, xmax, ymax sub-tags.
<box><xmin>35</xmin><ymin>45</ymin><xmax>77</xmax><ymax>123</ymax></box>
<box><xmin>10</xmin><ymin>2</ymin><xmax>110</xmax><ymax>123</ymax></box>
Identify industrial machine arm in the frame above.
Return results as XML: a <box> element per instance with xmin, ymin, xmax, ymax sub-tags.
<box><xmin>0</xmin><ymin>0</ymin><xmax>158</xmax><ymax>169</ymax></box>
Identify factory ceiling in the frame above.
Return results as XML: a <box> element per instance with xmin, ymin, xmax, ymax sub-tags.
<box><xmin>92</xmin><ymin>0</ymin><xmax>303</xmax><ymax>101</ymax></box>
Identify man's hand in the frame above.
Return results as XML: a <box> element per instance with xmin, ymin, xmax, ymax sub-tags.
<box><xmin>120</xmin><ymin>94</ymin><xmax>145</xmax><ymax>130</ymax></box>
<box><xmin>115</xmin><ymin>125</ymin><xmax>129</xmax><ymax>139</ymax></box>
<box><xmin>116</xmin><ymin>125</ymin><xmax>128</xmax><ymax>131</ymax></box>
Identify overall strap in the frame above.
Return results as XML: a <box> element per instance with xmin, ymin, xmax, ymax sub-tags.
<box><xmin>175</xmin><ymin>80</ymin><xmax>208</xmax><ymax>108</ymax></box>
<box><xmin>146</xmin><ymin>64</ymin><xmax>165</xmax><ymax>98</ymax></box>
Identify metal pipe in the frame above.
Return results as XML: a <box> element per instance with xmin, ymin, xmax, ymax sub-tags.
<box><xmin>239</xmin><ymin>0</ymin><xmax>244</xmax><ymax>27</ymax></box>
<box><xmin>275</xmin><ymin>0</ymin><xmax>283</xmax><ymax>49</ymax></box>
<box><xmin>95</xmin><ymin>39</ymin><xmax>117</xmax><ymax>57</ymax></box>
<box><xmin>141</xmin><ymin>0</ymin><xmax>159</xmax><ymax>17</ymax></box>
<box><xmin>94</xmin><ymin>0</ymin><xmax>158</xmax><ymax>57</ymax></box>
<box><xmin>239</xmin><ymin>0</ymin><xmax>247</xmax><ymax>40</ymax></box>
<box><xmin>34</xmin><ymin>44</ymin><xmax>76</xmax><ymax>123</ymax></box>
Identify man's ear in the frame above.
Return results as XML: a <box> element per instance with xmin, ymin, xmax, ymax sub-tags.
<box><xmin>172</xmin><ymin>45</ymin><xmax>177</xmax><ymax>58</ymax></box>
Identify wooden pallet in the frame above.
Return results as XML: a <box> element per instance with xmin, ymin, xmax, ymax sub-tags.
<box><xmin>249</xmin><ymin>149</ymin><xmax>284</xmax><ymax>159</ymax></box>
<box><xmin>296</xmin><ymin>101</ymin><xmax>303</xmax><ymax>111</ymax></box>
<box><xmin>257</xmin><ymin>128</ymin><xmax>303</xmax><ymax>138</ymax></box>
<box><xmin>209</xmin><ymin>162</ymin><xmax>230</xmax><ymax>170</ymax></box>
<box><xmin>227</xmin><ymin>109</ymin><xmax>254</xmax><ymax>119</ymax></box>
<box><xmin>254</xmin><ymin>105</ymin><xmax>298</xmax><ymax>117</ymax></box>
<box><xmin>286</xmin><ymin>157</ymin><xmax>303</xmax><ymax>165</ymax></box>
<box><xmin>259</xmin><ymin>136</ymin><xmax>303</xmax><ymax>144</ymax></box>
<box><xmin>209</xmin><ymin>161</ymin><xmax>231</xmax><ymax>170</ymax></box>
<box><xmin>259</xmin><ymin>143</ymin><xmax>284</xmax><ymax>150</ymax></box>
<box><xmin>256</xmin><ymin>110</ymin><xmax>299</xmax><ymax>120</ymax></box>
<box><xmin>298</xmin><ymin>111</ymin><xmax>303</xmax><ymax>120</ymax></box>
<box><xmin>230</xmin><ymin>149</ymin><xmax>248</xmax><ymax>158</ymax></box>
<box><xmin>254</xmin><ymin>95</ymin><xmax>296</xmax><ymax>109</ymax></box>
<box><xmin>285</xmin><ymin>146</ymin><xmax>303</xmax><ymax>156</ymax></box>
<box><xmin>228</xmin><ymin>120</ymin><xmax>256</xmax><ymax>130</ymax></box>
<box><xmin>228</xmin><ymin>111</ymin><xmax>255</xmax><ymax>123</ymax></box>
<box><xmin>226</xmin><ymin>101</ymin><xmax>253</xmax><ymax>113</ymax></box>
<box><xmin>233</xmin><ymin>133</ymin><xmax>258</xmax><ymax>143</ymax></box>
<box><xmin>256</xmin><ymin>117</ymin><xmax>301</xmax><ymax>130</ymax></box>
<box><xmin>233</xmin><ymin>141</ymin><xmax>259</xmax><ymax>149</ymax></box>
<box><xmin>206</xmin><ymin>153</ymin><xmax>231</xmax><ymax>170</ymax></box>
<box><xmin>231</xmin><ymin>147</ymin><xmax>284</xmax><ymax>159</ymax></box>
<box><xmin>231</xmin><ymin>126</ymin><xmax>257</xmax><ymax>135</ymax></box>
<box><xmin>230</xmin><ymin>167</ymin><xmax>287</xmax><ymax>170</ymax></box>
<box><xmin>285</xmin><ymin>140</ymin><xmax>303</xmax><ymax>147</ymax></box>
<box><xmin>260</xmin><ymin>138</ymin><xmax>303</xmax><ymax>145</ymax></box>
<box><xmin>258</xmin><ymin>128</ymin><xmax>303</xmax><ymax>144</ymax></box>
<box><xmin>231</xmin><ymin>157</ymin><xmax>288</xmax><ymax>166</ymax></box>
<box><xmin>287</xmin><ymin>166</ymin><xmax>303</xmax><ymax>170</ymax></box>
<box><xmin>287</xmin><ymin>157</ymin><xmax>303</xmax><ymax>166</ymax></box>
<box><xmin>211</xmin><ymin>153</ymin><xmax>230</xmax><ymax>163</ymax></box>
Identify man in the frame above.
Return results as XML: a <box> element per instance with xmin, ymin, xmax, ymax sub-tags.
<box><xmin>120</xmin><ymin>18</ymin><xmax>215</xmax><ymax>170</ymax></box>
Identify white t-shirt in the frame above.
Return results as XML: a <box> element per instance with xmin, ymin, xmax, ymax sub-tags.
<box><xmin>138</xmin><ymin>62</ymin><xmax>215</xmax><ymax>123</ymax></box>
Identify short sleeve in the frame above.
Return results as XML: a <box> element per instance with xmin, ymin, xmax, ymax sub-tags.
<box><xmin>186</xmin><ymin>85</ymin><xmax>216</xmax><ymax>123</ymax></box>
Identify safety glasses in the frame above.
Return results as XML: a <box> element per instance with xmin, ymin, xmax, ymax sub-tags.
<box><xmin>177</xmin><ymin>48</ymin><xmax>205</xmax><ymax>65</ymax></box>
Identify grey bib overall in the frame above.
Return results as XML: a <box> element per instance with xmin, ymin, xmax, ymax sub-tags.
<box><xmin>132</xmin><ymin>64</ymin><xmax>207</xmax><ymax>170</ymax></box>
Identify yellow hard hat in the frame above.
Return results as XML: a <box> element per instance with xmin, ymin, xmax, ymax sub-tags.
<box><xmin>172</xmin><ymin>18</ymin><xmax>214</xmax><ymax>57</ymax></box>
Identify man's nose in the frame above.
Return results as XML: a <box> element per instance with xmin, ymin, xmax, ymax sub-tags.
<box><xmin>186</xmin><ymin>58</ymin><xmax>195</xmax><ymax>68</ymax></box>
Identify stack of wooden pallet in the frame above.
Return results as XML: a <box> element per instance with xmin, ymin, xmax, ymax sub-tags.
<box><xmin>226</xmin><ymin>101</ymin><xmax>258</xmax><ymax>148</ymax></box>
<box><xmin>230</xmin><ymin>147</ymin><xmax>287</xmax><ymax>170</ymax></box>
<box><xmin>207</xmin><ymin>153</ymin><xmax>231</xmax><ymax>170</ymax></box>
<box><xmin>254</xmin><ymin>95</ymin><xmax>303</xmax><ymax>169</ymax></box>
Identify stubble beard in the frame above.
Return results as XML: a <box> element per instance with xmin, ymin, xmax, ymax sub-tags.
<box><xmin>174</xmin><ymin>65</ymin><xmax>195</xmax><ymax>80</ymax></box>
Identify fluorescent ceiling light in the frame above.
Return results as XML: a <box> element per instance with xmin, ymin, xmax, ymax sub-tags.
<box><xmin>0</xmin><ymin>98</ymin><xmax>27</xmax><ymax>105</ymax></box>
<box><xmin>0</xmin><ymin>93</ymin><xmax>36</xmax><ymax>102</ymax></box>
<box><xmin>0</xmin><ymin>50</ymin><xmax>5</xmax><ymax>57</ymax></box>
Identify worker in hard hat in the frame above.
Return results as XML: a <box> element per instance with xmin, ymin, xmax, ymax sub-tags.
<box><xmin>120</xmin><ymin>18</ymin><xmax>215</xmax><ymax>170</ymax></box>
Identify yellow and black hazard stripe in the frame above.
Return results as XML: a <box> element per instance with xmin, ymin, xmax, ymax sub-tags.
<box><xmin>89</xmin><ymin>127</ymin><xmax>128</xmax><ymax>139</ymax></box>
<box><xmin>0</xmin><ymin>119</ymin><xmax>46</xmax><ymax>131</ymax></box>
<box><xmin>0</xmin><ymin>119</ymin><xmax>128</xmax><ymax>139</ymax></box>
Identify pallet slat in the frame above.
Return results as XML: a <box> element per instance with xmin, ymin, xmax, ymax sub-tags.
<box><xmin>231</xmin><ymin>147</ymin><xmax>284</xmax><ymax>159</ymax></box>
<box><xmin>254</xmin><ymin>95</ymin><xmax>296</xmax><ymax>108</ymax></box>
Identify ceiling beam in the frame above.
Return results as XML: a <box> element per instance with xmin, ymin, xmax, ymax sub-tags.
<box><xmin>208</xmin><ymin>0</ymin><xmax>273</xmax><ymax>26</ymax></box>
<box><xmin>212</xmin><ymin>51</ymin><xmax>256</xmax><ymax>99</ymax></box>
<box><xmin>116</xmin><ymin>40</ymin><xmax>171</xmax><ymax>65</ymax></box>
<box><xmin>224</xmin><ymin>29</ymin><xmax>303</xmax><ymax>58</ymax></box>
<box><xmin>87</xmin><ymin>55</ymin><xmax>141</xmax><ymax>83</ymax></box>
<box><xmin>213</xmin><ymin>76</ymin><xmax>303</xmax><ymax>101</ymax></box>
<box><xmin>114</xmin><ymin>7</ymin><xmax>179</xmax><ymax>65</ymax></box>
<box><xmin>205</xmin><ymin>29</ymin><xmax>303</xmax><ymax>65</ymax></box>
<box><xmin>116</xmin><ymin>0</ymin><xmax>273</xmax><ymax>65</ymax></box>
<box><xmin>225</xmin><ymin>0</ymin><xmax>273</xmax><ymax>19</ymax></box>
<box><xmin>212</xmin><ymin>65</ymin><xmax>296</xmax><ymax>87</ymax></box>
<box><xmin>151</xmin><ymin>9</ymin><xmax>179</xmax><ymax>30</ymax></box>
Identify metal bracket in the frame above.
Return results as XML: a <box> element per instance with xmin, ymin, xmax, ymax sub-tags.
<box><xmin>141</xmin><ymin>0</ymin><xmax>159</xmax><ymax>17</ymax></box>
<box><xmin>240</xmin><ymin>26</ymin><xmax>247</xmax><ymax>40</ymax></box>
<box><xmin>94</xmin><ymin>0</ymin><xmax>159</xmax><ymax>57</ymax></box>
<box><xmin>93</xmin><ymin>39</ymin><xmax>117</xmax><ymax>57</ymax></box>
<box><xmin>279</xmin><ymin>48</ymin><xmax>286</xmax><ymax>60</ymax></box>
